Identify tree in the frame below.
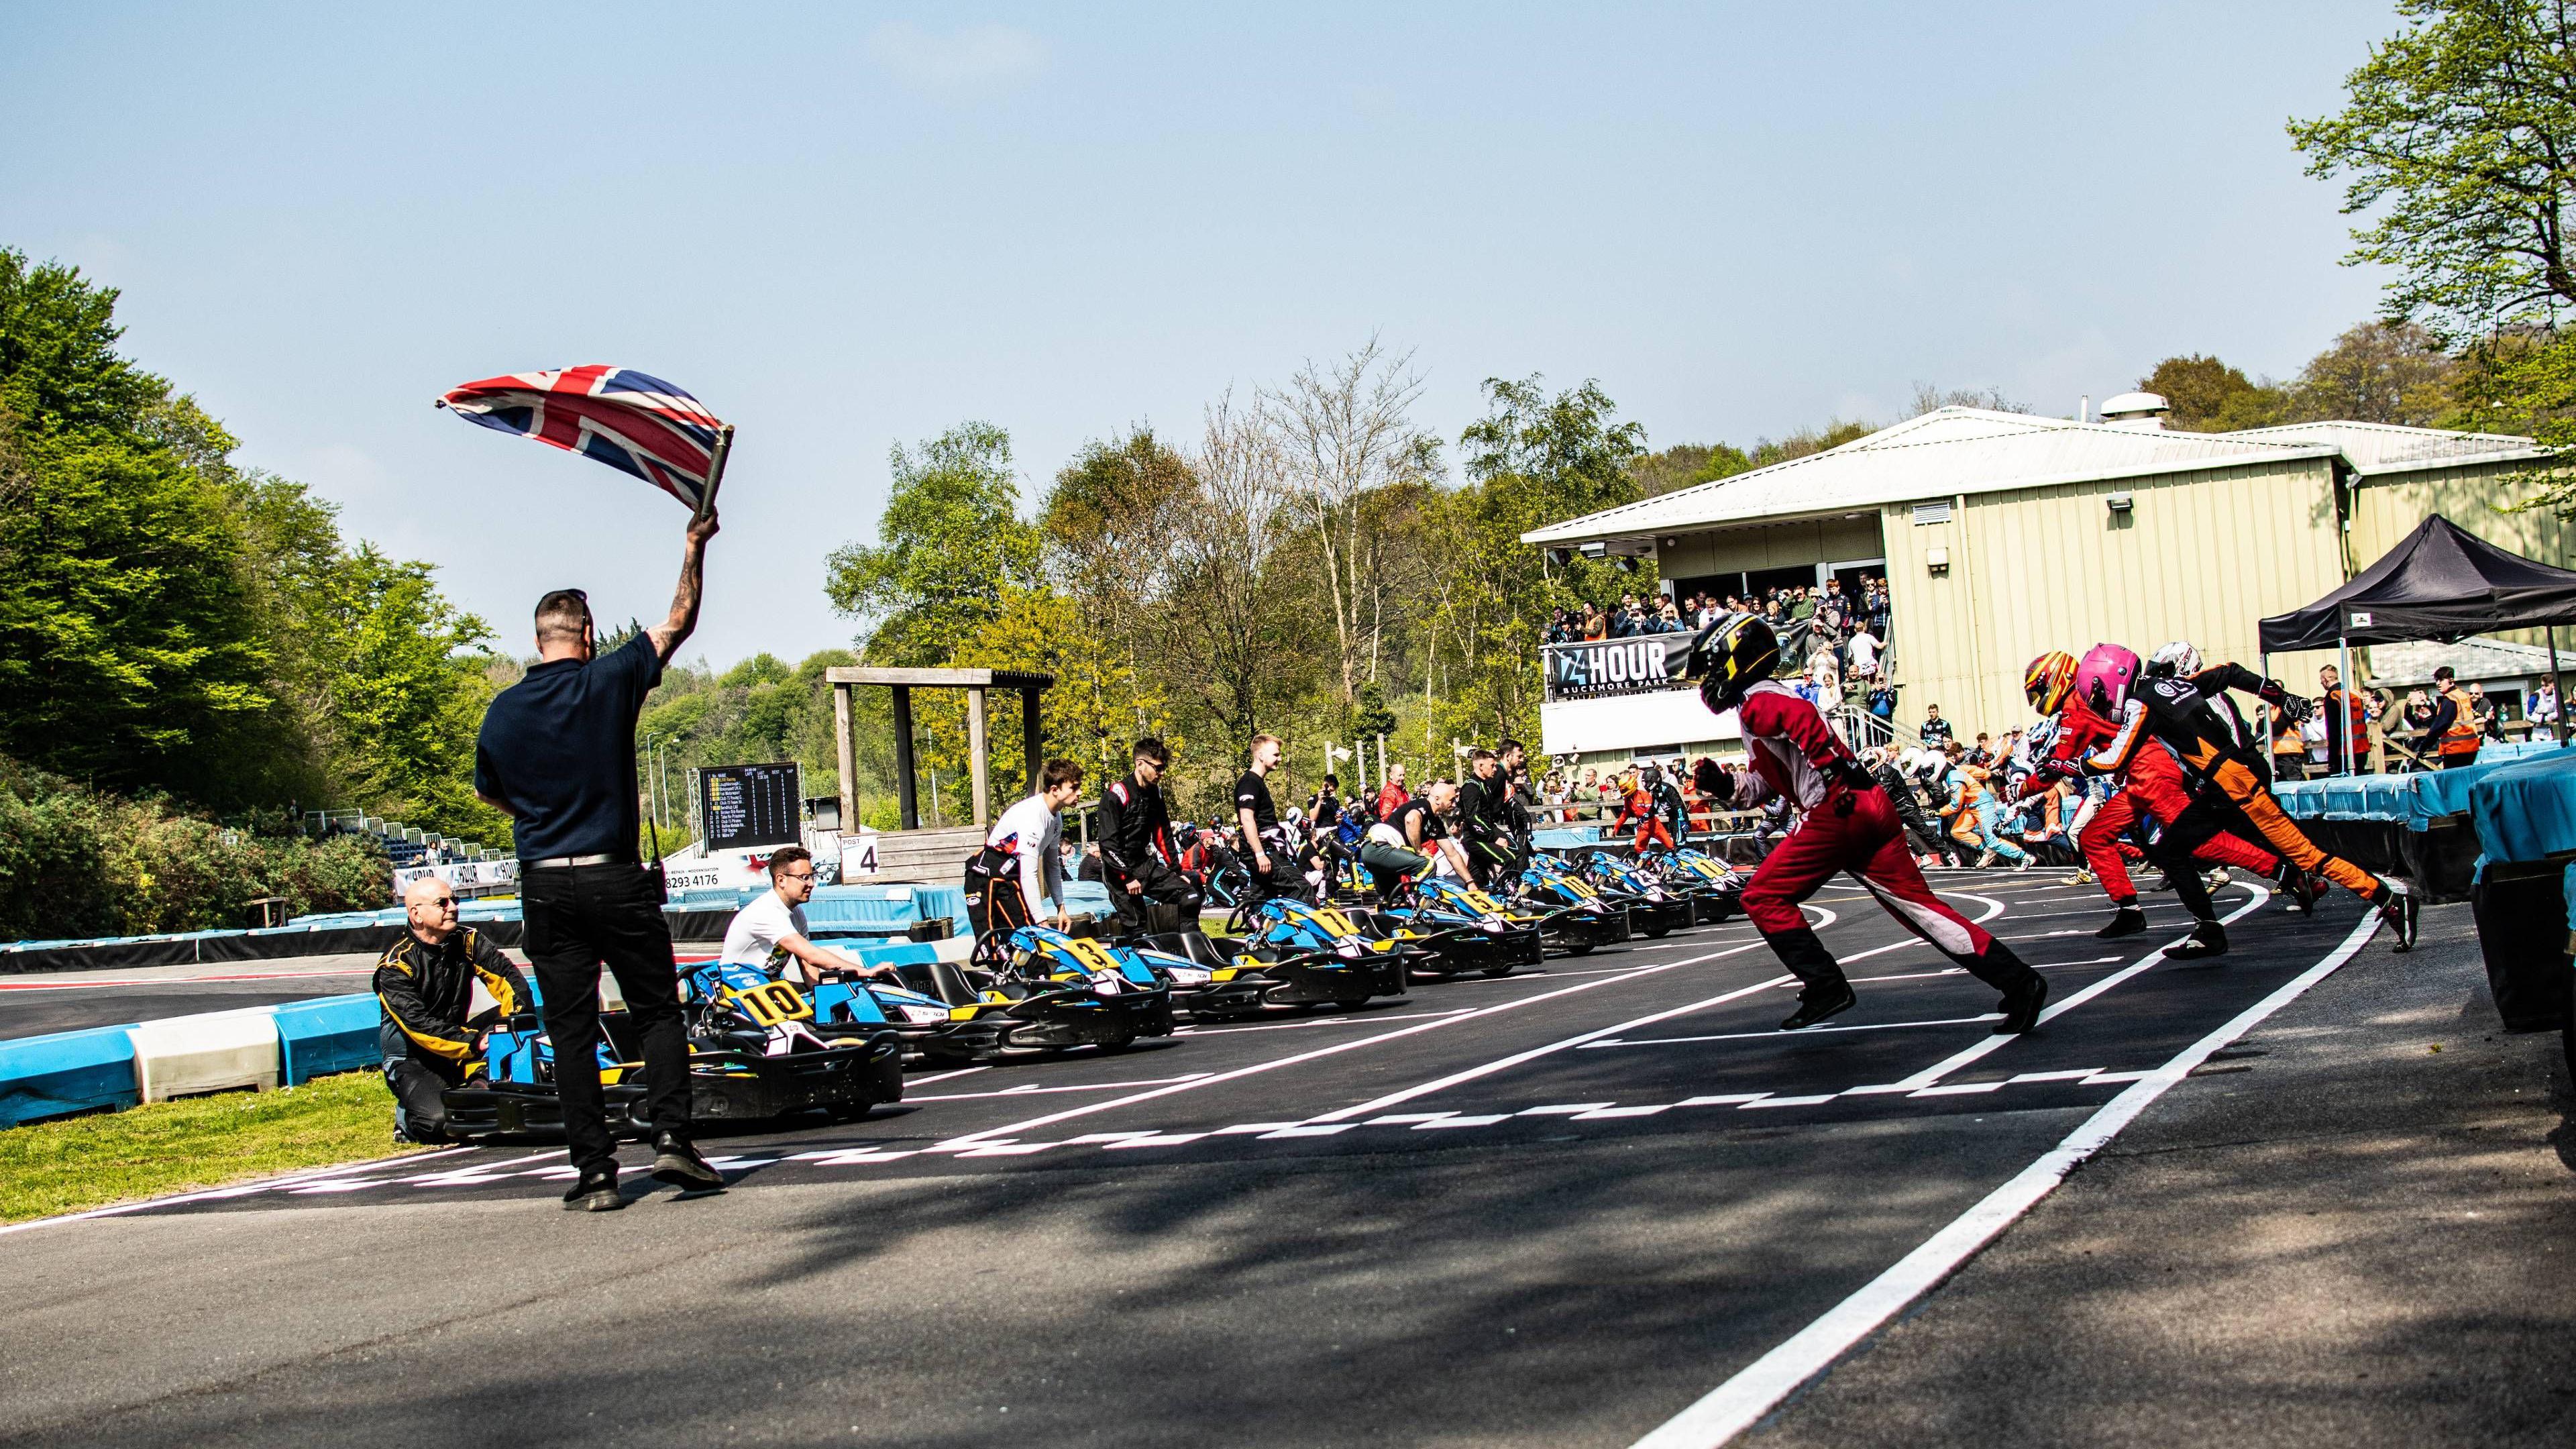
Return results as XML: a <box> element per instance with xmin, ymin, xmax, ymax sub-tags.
<box><xmin>1266</xmin><ymin>339</ymin><xmax>1444</xmax><ymax>707</ymax></box>
<box><xmin>322</xmin><ymin>548</ymin><xmax>501</xmax><ymax>838</ymax></box>
<box><xmin>2290</xmin><ymin>1</ymin><xmax>2576</xmax><ymax>341</ymax></box>
<box><xmin>1909</xmin><ymin>383</ymin><xmax>2029</xmax><ymax>416</ymax></box>
<box><xmin>1040</xmin><ymin>427</ymin><xmax>1197</xmax><ymax>686</ymax></box>
<box><xmin>824</xmin><ymin>423</ymin><xmax>1042</xmax><ymax>666</ymax></box>
<box><xmin>2294</xmin><ymin>320</ymin><xmax>2459</xmax><ymax>424</ymax></box>
<box><xmin>2137</xmin><ymin>354</ymin><xmax>2288</xmax><ymax>431</ymax></box>
<box><xmin>1630</xmin><ymin>442</ymin><xmax>1752</xmax><ymax>496</ymax></box>
<box><xmin>1167</xmin><ymin>392</ymin><xmax>1310</xmax><ymax>755</ymax></box>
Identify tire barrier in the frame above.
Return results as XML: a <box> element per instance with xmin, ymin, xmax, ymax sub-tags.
<box><xmin>130</xmin><ymin>1008</ymin><xmax>283</xmax><ymax>1103</ymax></box>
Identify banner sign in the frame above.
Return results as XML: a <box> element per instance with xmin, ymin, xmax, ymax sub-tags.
<box><xmin>1544</xmin><ymin>635</ymin><xmax>1699</xmax><ymax>700</ymax></box>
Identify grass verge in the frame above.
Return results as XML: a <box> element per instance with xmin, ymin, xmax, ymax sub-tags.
<box><xmin>0</xmin><ymin>1071</ymin><xmax>431</xmax><ymax>1224</ymax></box>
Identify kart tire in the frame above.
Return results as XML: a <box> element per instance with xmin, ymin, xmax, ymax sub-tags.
<box><xmin>871</xmin><ymin>1053</ymin><xmax>905</xmax><ymax>1104</ymax></box>
<box><xmin>1481</xmin><ymin>963</ymin><xmax>1514</xmax><ymax>978</ymax></box>
<box><xmin>1333</xmin><ymin>997</ymin><xmax>1372</xmax><ymax>1011</ymax></box>
<box><xmin>1562</xmin><ymin>941</ymin><xmax>1596</xmax><ymax>957</ymax></box>
<box><xmin>1643</xmin><ymin>923</ymin><xmax>1672</xmax><ymax>939</ymax></box>
<box><xmin>1100</xmin><ymin>1031</ymin><xmax>1140</xmax><ymax>1053</ymax></box>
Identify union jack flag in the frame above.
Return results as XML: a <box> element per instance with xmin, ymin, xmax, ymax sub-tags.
<box><xmin>436</xmin><ymin>365</ymin><xmax>729</xmax><ymax>510</ymax></box>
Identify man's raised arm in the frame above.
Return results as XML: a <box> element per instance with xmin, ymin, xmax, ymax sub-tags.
<box><xmin>647</xmin><ymin>509</ymin><xmax>720</xmax><ymax>662</ymax></box>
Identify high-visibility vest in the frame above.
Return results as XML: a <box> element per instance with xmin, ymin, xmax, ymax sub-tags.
<box><xmin>2440</xmin><ymin>686</ymin><xmax>2483</xmax><ymax>757</ymax></box>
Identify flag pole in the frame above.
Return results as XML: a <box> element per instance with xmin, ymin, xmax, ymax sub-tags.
<box><xmin>695</xmin><ymin>425</ymin><xmax>735</xmax><ymax>521</ymax></box>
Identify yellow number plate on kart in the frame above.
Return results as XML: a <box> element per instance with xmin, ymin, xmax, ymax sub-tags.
<box><xmin>1057</xmin><ymin>937</ymin><xmax>1124</xmax><ymax>975</ymax></box>
<box><xmin>722</xmin><ymin>979</ymin><xmax>814</xmax><ymax>1026</ymax></box>
<box><xmin>1458</xmin><ymin>889</ymin><xmax>1506</xmax><ymax>914</ymax></box>
<box><xmin>1308</xmin><ymin>906</ymin><xmax>1362</xmax><ymax>938</ymax></box>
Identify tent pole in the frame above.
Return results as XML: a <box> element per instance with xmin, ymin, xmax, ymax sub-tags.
<box><xmin>2337</xmin><ymin>635</ymin><xmax>2353</xmax><ymax>777</ymax></box>
<box><xmin>2553</xmin><ymin>627</ymin><xmax>2567</xmax><ymax>747</ymax></box>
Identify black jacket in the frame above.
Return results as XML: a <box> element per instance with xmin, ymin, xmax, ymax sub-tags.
<box><xmin>1096</xmin><ymin>771</ymin><xmax>1174</xmax><ymax>883</ymax></box>
<box><xmin>374</xmin><ymin>926</ymin><xmax>530</xmax><ymax>1069</ymax></box>
<box><xmin>1456</xmin><ymin>773</ymin><xmax>1511</xmax><ymax>843</ymax></box>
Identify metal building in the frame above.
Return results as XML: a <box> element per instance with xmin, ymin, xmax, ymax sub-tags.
<box><xmin>1522</xmin><ymin>396</ymin><xmax>2551</xmax><ymax>753</ymax></box>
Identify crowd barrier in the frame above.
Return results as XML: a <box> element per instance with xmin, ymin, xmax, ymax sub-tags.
<box><xmin>0</xmin><ymin>883</ymin><xmax>972</xmax><ymax>976</ymax></box>
<box><xmin>2459</xmin><ymin>751</ymin><xmax>2576</xmax><ymax>1045</ymax></box>
<box><xmin>2271</xmin><ymin>745</ymin><xmax>2576</xmax><ymax>902</ymax></box>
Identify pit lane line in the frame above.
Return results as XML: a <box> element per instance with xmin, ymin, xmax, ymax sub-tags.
<box><xmin>1628</xmin><ymin>900</ymin><xmax>2385</xmax><ymax>1449</ymax></box>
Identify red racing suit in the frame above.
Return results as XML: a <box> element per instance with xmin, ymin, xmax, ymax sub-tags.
<box><xmin>2033</xmin><ymin>696</ymin><xmax>2277</xmax><ymax>905</ymax></box>
<box><xmin>1733</xmin><ymin>681</ymin><xmax>2031</xmax><ymax>992</ymax></box>
<box><xmin>1613</xmin><ymin>787</ymin><xmax>1675</xmax><ymax>852</ymax></box>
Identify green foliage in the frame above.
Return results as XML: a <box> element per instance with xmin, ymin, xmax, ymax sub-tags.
<box><xmin>1630</xmin><ymin>442</ymin><xmax>1752</xmax><ymax>497</ymax></box>
<box><xmin>635</xmin><ymin>647</ymin><xmax>861</xmax><ymax>847</ymax></box>
<box><xmin>824</xmin><ymin>422</ymin><xmax>1042</xmax><ymax>666</ymax></box>
<box><xmin>2290</xmin><ymin>0</ymin><xmax>2576</xmax><ymax>341</ymax></box>
<box><xmin>2137</xmin><ymin>355</ymin><xmax>2290</xmax><ymax>431</ymax></box>
<box><xmin>0</xmin><ymin>755</ymin><xmax>388</xmax><ymax>940</ymax></box>
<box><xmin>2299</xmin><ymin>321</ymin><xmax>2459</xmax><ymax>424</ymax></box>
<box><xmin>324</xmin><ymin>547</ymin><xmax>501</xmax><ymax>839</ymax></box>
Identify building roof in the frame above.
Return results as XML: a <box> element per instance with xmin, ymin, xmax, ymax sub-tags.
<box><xmin>2218</xmin><ymin>419</ymin><xmax>2546</xmax><ymax>476</ymax></box>
<box><xmin>1523</xmin><ymin>407</ymin><xmax>2337</xmax><ymax>546</ymax></box>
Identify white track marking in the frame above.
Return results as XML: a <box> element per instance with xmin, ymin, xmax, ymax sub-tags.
<box><xmin>1849</xmin><ymin>886</ymin><xmax>2271</xmax><ymax>1094</ymax></box>
<box><xmin>1176</xmin><ymin>1008</ymin><xmax>1476</xmax><ymax>1036</ymax></box>
<box><xmin>932</xmin><ymin>936</ymin><xmax>1787</xmax><ymax>1147</ymax></box>
<box><xmin>1628</xmin><ymin>904</ymin><xmax>2382</xmax><ymax>1449</ymax></box>
<box><xmin>1303</xmin><ymin>949</ymin><xmax>1789</xmax><ymax>1123</ymax></box>
<box><xmin>0</xmin><ymin>1146</ymin><xmax>476</xmax><ymax>1236</ymax></box>
<box><xmin>1738</xmin><ymin>1093</ymin><xmax>1838</xmax><ymax>1108</ymax></box>
<box><xmin>902</xmin><ymin>1065</ymin><xmax>992</xmax><ymax>1087</ymax></box>
<box><xmin>1583</xmin><ymin>1013</ymin><xmax>2005</xmax><ymax>1049</ymax></box>
<box><xmin>1299</xmin><ymin>889</ymin><xmax>2006</xmax><ymax>1123</ymax></box>
<box><xmin>910</xmin><ymin>1073</ymin><xmax>1214</xmax><ymax>1103</ymax></box>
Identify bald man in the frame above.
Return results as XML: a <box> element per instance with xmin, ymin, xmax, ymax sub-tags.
<box><xmin>375</xmin><ymin>875</ymin><xmax>532</xmax><ymax>1144</ymax></box>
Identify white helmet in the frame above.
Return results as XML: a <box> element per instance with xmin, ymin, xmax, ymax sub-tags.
<box><xmin>2148</xmin><ymin>640</ymin><xmax>2202</xmax><ymax>679</ymax></box>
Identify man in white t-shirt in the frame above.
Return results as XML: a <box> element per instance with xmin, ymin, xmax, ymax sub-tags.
<box><xmin>720</xmin><ymin>846</ymin><xmax>903</xmax><ymax>986</ymax></box>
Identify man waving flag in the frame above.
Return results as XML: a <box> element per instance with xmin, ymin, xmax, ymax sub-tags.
<box><xmin>437</xmin><ymin>365</ymin><xmax>733</xmax><ymax>514</ymax></box>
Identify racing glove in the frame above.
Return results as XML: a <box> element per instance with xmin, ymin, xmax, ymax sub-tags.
<box><xmin>2259</xmin><ymin>682</ymin><xmax>2316</xmax><ymax>724</ymax></box>
<box><xmin>1827</xmin><ymin>757</ymin><xmax>1874</xmax><ymax>815</ymax></box>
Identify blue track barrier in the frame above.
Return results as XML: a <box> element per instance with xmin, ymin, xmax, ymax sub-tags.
<box><xmin>274</xmin><ymin>994</ymin><xmax>381</xmax><ymax>1086</ymax></box>
<box><xmin>0</xmin><ymin>1024</ymin><xmax>142</xmax><ymax>1127</ymax></box>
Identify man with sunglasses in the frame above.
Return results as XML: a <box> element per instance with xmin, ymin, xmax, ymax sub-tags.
<box><xmin>473</xmin><ymin>508</ymin><xmax>723</xmax><ymax>1211</ymax></box>
<box><xmin>376</xmin><ymin>875</ymin><xmax>531</xmax><ymax>1144</ymax></box>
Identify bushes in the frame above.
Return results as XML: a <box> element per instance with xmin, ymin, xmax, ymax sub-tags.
<box><xmin>0</xmin><ymin>755</ymin><xmax>387</xmax><ymax>941</ymax></box>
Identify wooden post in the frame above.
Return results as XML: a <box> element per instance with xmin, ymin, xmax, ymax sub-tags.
<box><xmin>1022</xmin><ymin>688</ymin><xmax>1043</xmax><ymax>796</ymax></box>
<box><xmin>833</xmin><ymin>682</ymin><xmax>857</xmax><ymax>838</ymax></box>
<box><xmin>892</xmin><ymin>685</ymin><xmax>919</xmax><ymax>831</ymax></box>
<box><xmin>967</xmin><ymin>687</ymin><xmax>991</xmax><ymax>826</ymax></box>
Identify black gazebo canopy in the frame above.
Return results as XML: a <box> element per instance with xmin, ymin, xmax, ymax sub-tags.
<box><xmin>2258</xmin><ymin>514</ymin><xmax>2576</xmax><ymax>653</ymax></box>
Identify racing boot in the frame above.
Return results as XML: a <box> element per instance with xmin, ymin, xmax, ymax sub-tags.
<box><xmin>561</xmin><ymin>1168</ymin><xmax>624</xmax><ymax>1212</ymax></box>
<box><xmin>651</xmin><ymin>1131</ymin><xmax>725</xmax><ymax>1191</ymax></box>
<box><xmin>2165</xmin><ymin>918</ymin><xmax>2229</xmax><ymax>961</ymax></box>
<box><xmin>2376</xmin><ymin>883</ymin><xmax>2419</xmax><ymax>952</ymax></box>
<box><xmin>2275</xmin><ymin>858</ymin><xmax>2318</xmax><ymax>914</ymax></box>
<box><xmin>1992</xmin><ymin>969</ymin><xmax>2049</xmax><ymax>1035</ymax></box>
<box><xmin>2096</xmin><ymin>904</ymin><xmax>2148</xmax><ymax>938</ymax></box>
<box><xmin>1764</xmin><ymin>924</ymin><xmax>1856</xmax><ymax>1030</ymax></box>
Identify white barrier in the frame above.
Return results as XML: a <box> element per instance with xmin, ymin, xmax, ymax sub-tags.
<box><xmin>129</xmin><ymin>1008</ymin><xmax>282</xmax><ymax>1102</ymax></box>
<box><xmin>930</xmin><ymin>935</ymin><xmax>975</xmax><ymax>965</ymax></box>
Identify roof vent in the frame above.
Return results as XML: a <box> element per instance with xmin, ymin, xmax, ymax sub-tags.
<box><xmin>2096</xmin><ymin>391</ymin><xmax>2169</xmax><ymax>430</ymax></box>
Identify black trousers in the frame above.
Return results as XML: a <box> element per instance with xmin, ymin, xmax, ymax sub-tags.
<box><xmin>1111</xmin><ymin>859</ymin><xmax>1199</xmax><ymax>934</ymax></box>
<box><xmin>521</xmin><ymin>862</ymin><xmax>691</xmax><ymax>1174</ymax></box>
<box><xmin>966</xmin><ymin>847</ymin><xmax>1036</xmax><ymax>965</ymax></box>
<box><xmin>384</xmin><ymin>1055</ymin><xmax>464</xmax><ymax>1143</ymax></box>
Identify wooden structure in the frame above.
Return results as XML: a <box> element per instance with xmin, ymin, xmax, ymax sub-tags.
<box><xmin>824</xmin><ymin>667</ymin><xmax>1055</xmax><ymax>834</ymax></box>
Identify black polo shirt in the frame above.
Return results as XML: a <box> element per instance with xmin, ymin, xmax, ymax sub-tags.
<box><xmin>474</xmin><ymin>633</ymin><xmax>661</xmax><ymax>862</ymax></box>
<box><xmin>1233</xmin><ymin>769</ymin><xmax>1278</xmax><ymax>837</ymax></box>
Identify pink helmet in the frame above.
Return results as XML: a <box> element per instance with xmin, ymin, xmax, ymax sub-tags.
<box><xmin>2074</xmin><ymin>643</ymin><xmax>2141</xmax><ymax>716</ymax></box>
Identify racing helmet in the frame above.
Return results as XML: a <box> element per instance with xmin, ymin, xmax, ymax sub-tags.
<box><xmin>1694</xmin><ymin>612</ymin><xmax>1779</xmax><ymax>714</ymax></box>
<box><xmin>2023</xmin><ymin>650</ymin><xmax>2078</xmax><ymax>716</ymax></box>
<box><xmin>2145</xmin><ymin>640</ymin><xmax>2203</xmax><ymax>680</ymax></box>
<box><xmin>2074</xmin><ymin>643</ymin><xmax>2143</xmax><ymax>716</ymax></box>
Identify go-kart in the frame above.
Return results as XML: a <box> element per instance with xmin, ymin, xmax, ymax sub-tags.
<box><xmin>1571</xmin><ymin>851</ymin><xmax>1697</xmax><ymax>938</ymax></box>
<box><xmin>1362</xmin><ymin>875</ymin><xmax>1546</xmax><ymax>977</ymax></box>
<box><xmin>871</xmin><ymin>926</ymin><xmax>1179</xmax><ymax>1053</ymax></box>
<box><xmin>1508</xmin><ymin>854</ymin><xmax>1636</xmax><ymax>955</ymax></box>
<box><xmin>808</xmin><ymin>969</ymin><xmax>1010</xmax><ymax>1064</ymax></box>
<box><xmin>1635</xmin><ymin>844</ymin><xmax>1745</xmax><ymax>924</ymax></box>
<box><xmin>438</xmin><ymin>961</ymin><xmax>906</xmax><ymax>1138</ymax></box>
<box><xmin>1142</xmin><ymin>898</ymin><xmax>1412</xmax><ymax>1017</ymax></box>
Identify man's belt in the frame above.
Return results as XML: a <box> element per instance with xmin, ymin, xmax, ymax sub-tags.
<box><xmin>523</xmin><ymin>853</ymin><xmax>635</xmax><ymax>869</ymax></box>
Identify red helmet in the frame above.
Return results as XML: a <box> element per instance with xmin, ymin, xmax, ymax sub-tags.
<box><xmin>2074</xmin><ymin>643</ymin><xmax>2143</xmax><ymax>716</ymax></box>
<box><xmin>2023</xmin><ymin>651</ymin><xmax>2078</xmax><ymax>716</ymax></box>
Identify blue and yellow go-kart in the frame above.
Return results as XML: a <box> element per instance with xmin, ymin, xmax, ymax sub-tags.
<box><xmin>1509</xmin><ymin>855</ymin><xmax>1636</xmax><ymax>956</ymax></box>
<box><xmin>1148</xmin><ymin>898</ymin><xmax>1412</xmax><ymax>1016</ymax></box>
<box><xmin>1635</xmin><ymin>845</ymin><xmax>1745</xmax><ymax>924</ymax></box>
<box><xmin>1362</xmin><ymin>876</ymin><xmax>1546</xmax><ymax>977</ymax></box>
<box><xmin>874</xmin><ymin>926</ymin><xmax>1179</xmax><ymax>1053</ymax></box>
<box><xmin>1570</xmin><ymin>851</ymin><xmax>1698</xmax><ymax>938</ymax></box>
<box><xmin>438</xmin><ymin>961</ymin><xmax>906</xmax><ymax>1138</ymax></box>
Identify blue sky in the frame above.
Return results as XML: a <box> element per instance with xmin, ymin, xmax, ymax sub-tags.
<box><xmin>3</xmin><ymin>2</ymin><xmax>2402</xmax><ymax>666</ymax></box>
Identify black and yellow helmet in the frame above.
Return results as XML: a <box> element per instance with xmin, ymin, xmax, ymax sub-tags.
<box><xmin>1694</xmin><ymin>612</ymin><xmax>1778</xmax><ymax>714</ymax></box>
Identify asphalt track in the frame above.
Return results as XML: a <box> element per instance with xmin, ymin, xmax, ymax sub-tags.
<box><xmin>0</xmin><ymin>957</ymin><xmax>382</xmax><ymax>1040</ymax></box>
<box><xmin>0</xmin><ymin>873</ymin><xmax>2399</xmax><ymax>1448</ymax></box>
